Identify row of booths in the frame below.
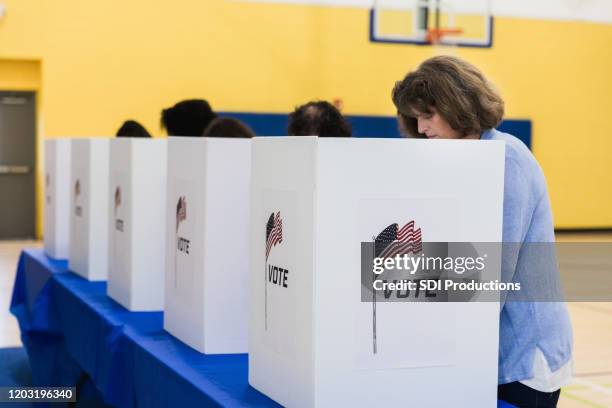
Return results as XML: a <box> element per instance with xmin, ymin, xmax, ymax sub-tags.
<box><xmin>44</xmin><ymin>136</ymin><xmax>505</xmax><ymax>407</ymax></box>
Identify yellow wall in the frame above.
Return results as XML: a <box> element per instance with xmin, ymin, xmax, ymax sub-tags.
<box><xmin>0</xmin><ymin>1</ymin><xmax>611</xmax><ymax>235</ymax></box>
<box><xmin>0</xmin><ymin>0</ymin><xmax>43</xmax><ymax>59</ymax></box>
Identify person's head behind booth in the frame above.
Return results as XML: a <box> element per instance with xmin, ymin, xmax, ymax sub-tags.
<box><xmin>288</xmin><ymin>100</ymin><xmax>352</xmax><ymax>137</ymax></box>
<box><xmin>391</xmin><ymin>55</ymin><xmax>504</xmax><ymax>139</ymax></box>
<box><xmin>116</xmin><ymin>120</ymin><xmax>151</xmax><ymax>138</ymax></box>
<box><xmin>161</xmin><ymin>99</ymin><xmax>217</xmax><ymax>137</ymax></box>
<box><xmin>393</xmin><ymin>58</ymin><xmax>573</xmax><ymax>408</ymax></box>
<box><xmin>202</xmin><ymin>118</ymin><xmax>255</xmax><ymax>138</ymax></box>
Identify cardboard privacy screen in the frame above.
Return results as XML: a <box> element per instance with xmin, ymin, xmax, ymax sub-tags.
<box><xmin>44</xmin><ymin>139</ymin><xmax>72</xmax><ymax>259</ymax></box>
<box><xmin>69</xmin><ymin>138</ymin><xmax>110</xmax><ymax>281</ymax></box>
<box><xmin>107</xmin><ymin>139</ymin><xmax>167</xmax><ymax>311</ymax></box>
<box><xmin>249</xmin><ymin>137</ymin><xmax>505</xmax><ymax>407</ymax></box>
<box><xmin>164</xmin><ymin>137</ymin><xmax>251</xmax><ymax>354</ymax></box>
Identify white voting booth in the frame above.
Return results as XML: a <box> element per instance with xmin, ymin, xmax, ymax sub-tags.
<box><xmin>249</xmin><ymin>137</ymin><xmax>505</xmax><ymax>407</ymax></box>
<box><xmin>107</xmin><ymin>139</ymin><xmax>167</xmax><ymax>311</ymax></box>
<box><xmin>164</xmin><ymin>137</ymin><xmax>251</xmax><ymax>354</ymax></box>
<box><xmin>44</xmin><ymin>139</ymin><xmax>72</xmax><ymax>259</ymax></box>
<box><xmin>69</xmin><ymin>138</ymin><xmax>110</xmax><ymax>281</ymax></box>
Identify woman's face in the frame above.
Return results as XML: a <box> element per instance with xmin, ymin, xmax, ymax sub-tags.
<box><xmin>410</xmin><ymin>107</ymin><xmax>462</xmax><ymax>139</ymax></box>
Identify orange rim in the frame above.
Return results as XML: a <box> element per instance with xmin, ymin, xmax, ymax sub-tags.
<box><xmin>426</xmin><ymin>28</ymin><xmax>464</xmax><ymax>44</ymax></box>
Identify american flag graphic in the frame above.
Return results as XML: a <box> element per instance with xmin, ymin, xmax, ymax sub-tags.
<box><xmin>114</xmin><ymin>186</ymin><xmax>122</xmax><ymax>214</ymax></box>
<box><xmin>176</xmin><ymin>196</ymin><xmax>187</xmax><ymax>233</ymax></box>
<box><xmin>264</xmin><ymin>211</ymin><xmax>283</xmax><ymax>331</ymax></box>
<box><xmin>375</xmin><ymin>221</ymin><xmax>422</xmax><ymax>259</ymax></box>
<box><xmin>265</xmin><ymin>212</ymin><xmax>283</xmax><ymax>261</ymax></box>
<box><xmin>45</xmin><ymin>173</ymin><xmax>51</xmax><ymax>204</ymax></box>
<box><xmin>371</xmin><ymin>220</ymin><xmax>422</xmax><ymax>354</ymax></box>
<box><xmin>74</xmin><ymin>179</ymin><xmax>81</xmax><ymax>201</ymax></box>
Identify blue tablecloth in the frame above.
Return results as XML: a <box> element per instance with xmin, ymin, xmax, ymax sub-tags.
<box><xmin>10</xmin><ymin>248</ymin><xmax>279</xmax><ymax>407</ymax></box>
<box><xmin>10</xmin><ymin>248</ymin><xmax>515</xmax><ymax>408</ymax></box>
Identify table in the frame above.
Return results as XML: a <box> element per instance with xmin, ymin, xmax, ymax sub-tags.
<box><xmin>10</xmin><ymin>248</ymin><xmax>515</xmax><ymax>408</ymax></box>
<box><xmin>10</xmin><ymin>248</ymin><xmax>279</xmax><ymax>407</ymax></box>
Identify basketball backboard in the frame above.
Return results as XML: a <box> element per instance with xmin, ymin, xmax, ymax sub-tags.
<box><xmin>369</xmin><ymin>0</ymin><xmax>493</xmax><ymax>47</ymax></box>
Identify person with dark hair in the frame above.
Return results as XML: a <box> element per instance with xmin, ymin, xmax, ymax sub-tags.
<box><xmin>392</xmin><ymin>55</ymin><xmax>572</xmax><ymax>408</ymax></box>
<box><xmin>161</xmin><ymin>99</ymin><xmax>217</xmax><ymax>137</ymax></box>
<box><xmin>203</xmin><ymin>117</ymin><xmax>255</xmax><ymax>138</ymax></box>
<box><xmin>116</xmin><ymin>120</ymin><xmax>151</xmax><ymax>138</ymax></box>
<box><xmin>288</xmin><ymin>100</ymin><xmax>351</xmax><ymax>137</ymax></box>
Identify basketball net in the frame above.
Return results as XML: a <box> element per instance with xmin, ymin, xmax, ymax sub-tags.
<box><xmin>427</xmin><ymin>0</ymin><xmax>463</xmax><ymax>55</ymax></box>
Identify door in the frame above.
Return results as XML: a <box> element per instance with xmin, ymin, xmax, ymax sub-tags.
<box><xmin>0</xmin><ymin>91</ymin><xmax>36</xmax><ymax>239</ymax></box>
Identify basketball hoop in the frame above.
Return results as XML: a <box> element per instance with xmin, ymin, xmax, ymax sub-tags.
<box><xmin>369</xmin><ymin>0</ymin><xmax>492</xmax><ymax>48</ymax></box>
<box><xmin>426</xmin><ymin>28</ymin><xmax>464</xmax><ymax>44</ymax></box>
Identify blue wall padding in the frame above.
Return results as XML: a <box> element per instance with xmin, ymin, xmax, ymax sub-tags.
<box><xmin>221</xmin><ymin>111</ymin><xmax>532</xmax><ymax>149</ymax></box>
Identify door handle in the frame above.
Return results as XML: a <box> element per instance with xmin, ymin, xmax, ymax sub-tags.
<box><xmin>0</xmin><ymin>165</ymin><xmax>31</xmax><ymax>175</ymax></box>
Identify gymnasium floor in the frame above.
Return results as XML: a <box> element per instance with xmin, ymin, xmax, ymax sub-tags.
<box><xmin>0</xmin><ymin>237</ymin><xmax>610</xmax><ymax>407</ymax></box>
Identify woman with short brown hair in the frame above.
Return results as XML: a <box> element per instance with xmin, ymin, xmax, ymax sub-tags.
<box><xmin>392</xmin><ymin>56</ymin><xmax>573</xmax><ymax>408</ymax></box>
<box><xmin>392</xmin><ymin>55</ymin><xmax>504</xmax><ymax>139</ymax></box>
